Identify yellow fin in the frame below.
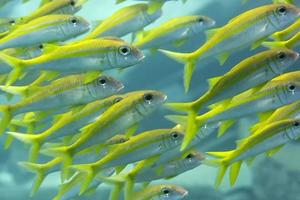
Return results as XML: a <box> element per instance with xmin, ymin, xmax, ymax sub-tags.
<box><xmin>205</xmin><ymin>28</ymin><xmax>220</xmax><ymax>40</ymax></box>
<box><xmin>216</xmin><ymin>52</ymin><xmax>230</xmax><ymax>65</ymax></box>
<box><xmin>258</xmin><ymin>110</ymin><xmax>274</xmax><ymax>122</ymax></box>
<box><xmin>208</xmin><ymin>98</ymin><xmax>231</xmax><ymax>110</ymax></box>
<box><xmin>206</xmin><ymin>150</ymin><xmax>233</xmax><ymax>158</ymax></box>
<box><xmin>229</xmin><ymin>161</ymin><xmax>242</xmax><ymax>186</ymax></box>
<box><xmin>217</xmin><ymin>119</ymin><xmax>235</xmax><ymax>137</ymax></box>
<box><xmin>266</xmin><ymin>145</ymin><xmax>284</xmax><ymax>157</ymax></box>
<box><xmin>235</xmin><ymin>138</ymin><xmax>247</xmax><ymax>147</ymax></box>
<box><xmin>251</xmin><ymin>37</ymin><xmax>268</xmax><ymax>50</ymax></box>
<box><xmin>124</xmin><ymin>124</ymin><xmax>138</xmax><ymax>138</ymax></box>
<box><xmin>207</xmin><ymin>76</ymin><xmax>222</xmax><ymax>88</ymax></box>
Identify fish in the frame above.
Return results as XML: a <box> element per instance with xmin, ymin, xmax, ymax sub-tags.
<box><xmin>85</xmin><ymin>4</ymin><xmax>162</xmax><ymax>40</ymax></box>
<box><xmin>166</xmin><ymin>49</ymin><xmax>299</xmax><ymax>148</ymax></box>
<box><xmin>250</xmin><ymin>100</ymin><xmax>300</xmax><ymax>133</ymax></box>
<box><xmin>272</xmin><ymin>18</ymin><xmax>300</xmax><ymax>41</ymax></box>
<box><xmin>71</xmin><ymin>128</ymin><xmax>184</xmax><ymax>193</ymax></box>
<box><xmin>159</xmin><ymin>4</ymin><xmax>300</xmax><ymax>91</ymax></box>
<box><xmin>133</xmin><ymin>184</ymin><xmax>188</xmax><ymax>200</ymax></box>
<box><xmin>52</xmin><ymin>169</ymin><xmax>115</xmax><ymax>200</ymax></box>
<box><xmin>19</xmin><ymin>134</ymin><xmax>128</xmax><ymax>196</ymax></box>
<box><xmin>0</xmin><ymin>18</ymin><xmax>15</xmax><ymax>38</ymax></box>
<box><xmin>0</xmin><ymin>74</ymin><xmax>123</xmax><ymax>136</ymax></box>
<box><xmin>2</xmin><ymin>44</ymin><xmax>53</xmax><ymax>60</ymax></box>
<box><xmin>40</xmin><ymin>90</ymin><xmax>167</xmax><ymax>172</ymax></box>
<box><xmin>133</xmin><ymin>150</ymin><xmax>205</xmax><ymax>182</ymax></box>
<box><xmin>7</xmin><ymin>95</ymin><xmax>124</xmax><ymax>162</ymax></box>
<box><xmin>205</xmin><ymin>119</ymin><xmax>300</xmax><ymax>187</ymax></box>
<box><xmin>0</xmin><ymin>15</ymin><xmax>90</xmax><ymax>51</ymax></box>
<box><xmin>17</xmin><ymin>0</ymin><xmax>88</xmax><ymax>24</ymax></box>
<box><xmin>134</xmin><ymin>15</ymin><xmax>216</xmax><ymax>50</ymax></box>
<box><xmin>262</xmin><ymin>31</ymin><xmax>300</xmax><ymax>49</ymax></box>
<box><xmin>2</xmin><ymin>38</ymin><xmax>144</xmax><ymax>85</ymax></box>
<box><xmin>167</xmin><ymin>71</ymin><xmax>300</xmax><ymax>150</ymax></box>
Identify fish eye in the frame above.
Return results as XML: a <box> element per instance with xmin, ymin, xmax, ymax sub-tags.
<box><xmin>294</xmin><ymin>122</ymin><xmax>299</xmax><ymax>126</ymax></box>
<box><xmin>186</xmin><ymin>153</ymin><xmax>194</xmax><ymax>159</ymax></box>
<box><xmin>98</xmin><ymin>77</ymin><xmax>106</xmax><ymax>85</ymax></box>
<box><xmin>277</xmin><ymin>52</ymin><xmax>286</xmax><ymax>60</ymax></box>
<box><xmin>143</xmin><ymin>93</ymin><xmax>153</xmax><ymax>103</ymax></box>
<box><xmin>288</xmin><ymin>84</ymin><xmax>296</xmax><ymax>92</ymax></box>
<box><xmin>276</xmin><ymin>6</ymin><xmax>287</xmax><ymax>15</ymax></box>
<box><xmin>114</xmin><ymin>97</ymin><xmax>123</xmax><ymax>103</ymax></box>
<box><xmin>162</xmin><ymin>188</ymin><xmax>170</xmax><ymax>195</ymax></box>
<box><xmin>9</xmin><ymin>20</ymin><xmax>15</xmax><ymax>25</ymax></box>
<box><xmin>71</xmin><ymin>18</ymin><xmax>78</xmax><ymax>25</ymax></box>
<box><xmin>198</xmin><ymin>18</ymin><xmax>204</xmax><ymax>23</ymax></box>
<box><xmin>38</xmin><ymin>44</ymin><xmax>44</xmax><ymax>49</ymax></box>
<box><xmin>171</xmin><ymin>132</ymin><xmax>179</xmax><ymax>139</ymax></box>
<box><xmin>119</xmin><ymin>46</ymin><xmax>131</xmax><ymax>56</ymax></box>
<box><xmin>70</xmin><ymin>0</ymin><xmax>75</xmax><ymax>6</ymax></box>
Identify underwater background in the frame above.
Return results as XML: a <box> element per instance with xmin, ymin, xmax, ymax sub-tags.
<box><xmin>0</xmin><ymin>0</ymin><xmax>300</xmax><ymax>199</ymax></box>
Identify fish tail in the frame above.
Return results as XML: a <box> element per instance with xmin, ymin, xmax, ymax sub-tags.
<box><xmin>4</xmin><ymin>134</ymin><xmax>14</xmax><ymax>149</ymax></box>
<box><xmin>124</xmin><ymin>175</ymin><xmax>135</xmax><ymax>200</ymax></box>
<box><xmin>109</xmin><ymin>183</ymin><xmax>124</xmax><ymax>200</ymax></box>
<box><xmin>158</xmin><ymin>49</ymin><xmax>195</xmax><ymax>92</ymax></box>
<box><xmin>40</xmin><ymin>146</ymin><xmax>73</xmax><ymax>178</ymax></box>
<box><xmin>217</xmin><ymin>120</ymin><xmax>235</xmax><ymax>137</ymax></box>
<box><xmin>0</xmin><ymin>105</ymin><xmax>13</xmax><ymax>135</ymax></box>
<box><xmin>0</xmin><ymin>85</ymin><xmax>28</xmax><ymax>96</ymax></box>
<box><xmin>6</xmin><ymin>131</ymin><xmax>41</xmax><ymax>162</ymax></box>
<box><xmin>204</xmin><ymin>150</ymin><xmax>234</xmax><ymax>187</ymax></box>
<box><xmin>18</xmin><ymin>161</ymin><xmax>46</xmax><ymax>196</ymax></box>
<box><xmin>165</xmin><ymin>102</ymin><xmax>194</xmax><ymax>113</ymax></box>
<box><xmin>202</xmin><ymin>158</ymin><xmax>229</xmax><ymax>188</ymax></box>
<box><xmin>71</xmin><ymin>165</ymin><xmax>94</xmax><ymax>194</ymax></box>
<box><xmin>262</xmin><ymin>40</ymin><xmax>287</xmax><ymax>49</ymax></box>
<box><xmin>0</xmin><ymin>53</ymin><xmax>25</xmax><ymax>86</ymax></box>
<box><xmin>181</xmin><ymin>110</ymin><xmax>200</xmax><ymax>151</ymax></box>
<box><xmin>229</xmin><ymin>161</ymin><xmax>242</xmax><ymax>186</ymax></box>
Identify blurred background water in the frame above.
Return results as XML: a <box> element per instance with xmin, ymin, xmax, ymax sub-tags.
<box><xmin>0</xmin><ymin>0</ymin><xmax>300</xmax><ymax>199</ymax></box>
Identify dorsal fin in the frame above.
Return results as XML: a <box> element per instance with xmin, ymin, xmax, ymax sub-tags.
<box><xmin>207</xmin><ymin>76</ymin><xmax>222</xmax><ymax>88</ymax></box>
<box><xmin>205</xmin><ymin>28</ymin><xmax>220</xmax><ymax>40</ymax></box>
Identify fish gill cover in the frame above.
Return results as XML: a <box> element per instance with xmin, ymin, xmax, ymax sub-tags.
<box><xmin>0</xmin><ymin>0</ymin><xmax>299</xmax><ymax>200</ymax></box>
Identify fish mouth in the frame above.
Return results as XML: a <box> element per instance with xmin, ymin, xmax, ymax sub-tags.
<box><xmin>293</xmin><ymin>52</ymin><xmax>300</xmax><ymax>60</ymax></box>
<box><xmin>137</xmin><ymin>54</ymin><xmax>145</xmax><ymax>62</ymax></box>
<box><xmin>161</xmin><ymin>94</ymin><xmax>168</xmax><ymax>102</ymax></box>
<box><xmin>181</xmin><ymin>190</ymin><xmax>189</xmax><ymax>197</ymax></box>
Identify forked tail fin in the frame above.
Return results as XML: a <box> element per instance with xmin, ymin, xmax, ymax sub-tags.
<box><xmin>0</xmin><ymin>105</ymin><xmax>13</xmax><ymax>136</ymax></box>
<box><xmin>0</xmin><ymin>53</ymin><xmax>25</xmax><ymax>86</ymax></box>
<box><xmin>19</xmin><ymin>161</ymin><xmax>47</xmax><ymax>196</ymax></box>
<box><xmin>158</xmin><ymin>49</ymin><xmax>196</xmax><ymax>92</ymax></box>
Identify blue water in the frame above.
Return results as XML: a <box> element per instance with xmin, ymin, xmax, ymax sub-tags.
<box><xmin>0</xmin><ymin>0</ymin><xmax>300</xmax><ymax>199</ymax></box>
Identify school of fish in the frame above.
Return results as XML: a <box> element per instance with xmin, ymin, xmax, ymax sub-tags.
<box><xmin>0</xmin><ymin>0</ymin><xmax>299</xmax><ymax>199</ymax></box>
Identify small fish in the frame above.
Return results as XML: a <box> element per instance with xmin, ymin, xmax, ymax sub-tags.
<box><xmin>205</xmin><ymin>119</ymin><xmax>300</xmax><ymax>187</ymax></box>
<box><xmin>165</xmin><ymin>49</ymin><xmax>299</xmax><ymax>146</ymax></box>
<box><xmin>17</xmin><ymin>0</ymin><xmax>87</xmax><ymax>24</ymax></box>
<box><xmin>40</xmin><ymin>90</ymin><xmax>167</xmax><ymax>172</ymax></box>
<box><xmin>0</xmin><ymin>15</ymin><xmax>90</xmax><ymax>50</ymax></box>
<box><xmin>159</xmin><ymin>4</ymin><xmax>300</xmax><ymax>91</ymax></box>
<box><xmin>3</xmin><ymin>38</ymin><xmax>144</xmax><ymax>85</ymax></box>
<box><xmin>0</xmin><ymin>18</ymin><xmax>15</xmax><ymax>38</ymax></box>
<box><xmin>52</xmin><ymin>169</ymin><xmax>115</xmax><ymax>200</ymax></box>
<box><xmin>262</xmin><ymin>31</ymin><xmax>300</xmax><ymax>49</ymax></box>
<box><xmin>0</xmin><ymin>74</ymin><xmax>123</xmax><ymax>136</ymax></box>
<box><xmin>250</xmin><ymin>100</ymin><xmax>300</xmax><ymax>133</ymax></box>
<box><xmin>167</xmin><ymin>71</ymin><xmax>300</xmax><ymax>150</ymax></box>
<box><xmin>134</xmin><ymin>150</ymin><xmax>205</xmax><ymax>182</ymax></box>
<box><xmin>85</xmin><ymin>4</ymin><xmax>162</xmax><ymax>39</ymax></box>
<box><xmin>7</xmin><ymin>95</ymin><xmax>124</xmax><ymax>162</ymax></box>
<box><xmin>19</xmin><ymin>135</ymin><xmax>127</xmax><ymax>196</ymax></box>
<box><xmin>133</xmin><ymin>184</ymin><xmax>188</xmax><ymax>200</ymax></box>
<box><xmin>71</xmin><ymin>128</ymin><xmax>184</xmax><ymax>193</ymax></box>
<box><xmin>134</xmin><ymin>15</ymin><xmax>216</xmax><ymax>50</ymax></box>
<box><xmin>272</xmin><ymin>18</ymin><xmax>300</xmax><ymax>41</ymax></box>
